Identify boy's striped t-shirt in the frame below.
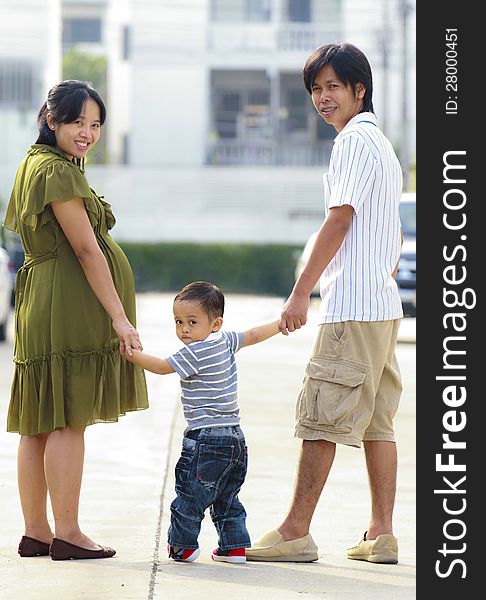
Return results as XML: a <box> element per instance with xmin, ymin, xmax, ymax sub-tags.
<box><xmin>166</xmin><ymin>330</ymin><xmax>243</xmax><ymax>433</ymax></box>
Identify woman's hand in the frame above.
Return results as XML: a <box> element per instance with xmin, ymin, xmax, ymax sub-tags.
<box><xmin>112</xmin><ymin>316</ymin><xmax>143</xmax><ymax>357</ymax></box>
<box><xmin>51</xmin><ymin>198</ymin><xmax>143</xmax><ymax>357</ymax></box>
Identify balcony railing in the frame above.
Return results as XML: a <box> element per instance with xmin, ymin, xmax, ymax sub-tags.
<box><xmin>278</xmin><ymin>26</ymin><xmax>341</xmax><ymax>52</ymax></box>
<box><xmin>208</xmin><ymin>22</ymin><xmax>342</xmax><ymax>53</ymax></box>
<box><xmin>206</xmin><ymin>140</ymin><xmax>332</xmax><ymax>167</ymax></box>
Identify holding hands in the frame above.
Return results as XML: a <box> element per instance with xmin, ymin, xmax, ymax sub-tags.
<box><xmin>279</xmin><ymin>292</ymin><xmax>310</xmax><ymax>336</ymax></box>
<box><xmin>112</xmin><ymin>316</ymin><xmax>143</xmax><ymax>357</ymax></box>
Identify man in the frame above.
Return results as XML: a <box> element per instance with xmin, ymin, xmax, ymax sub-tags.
<box><xmin>247</xmin><ymin>43</ymin><xmax>403</xmax><ymax>564</ymax></box>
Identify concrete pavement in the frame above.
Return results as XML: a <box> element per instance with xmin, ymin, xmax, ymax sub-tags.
<box><xmin>0</xmin><ymin>294</ymin><xmax>415</xmax><ymax>599</ymax></box>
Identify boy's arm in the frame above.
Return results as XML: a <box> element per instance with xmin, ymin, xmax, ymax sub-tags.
<box><xmin>241</xmin><ymin>320</ymin><xmax>281</xmax><ymax>348</ymax></box>
<box><xmin>124</xmin><ymin>348</ymin><xmax>176</xmax><ymax>375</ymax></box>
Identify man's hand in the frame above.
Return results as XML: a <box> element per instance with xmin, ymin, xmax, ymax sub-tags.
<box><xmin>279</xmin><ymin>293</ymin><xmax>310</xmax><ymax>335</ymax></box>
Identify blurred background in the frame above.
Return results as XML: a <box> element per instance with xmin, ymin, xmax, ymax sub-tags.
<box><xmin>0</xmin><ymin>0</ymin><xmax>416</xmax><ymax>297</ymax></box>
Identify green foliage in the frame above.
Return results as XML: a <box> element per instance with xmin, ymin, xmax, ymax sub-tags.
<box><xmin>62</xmin><ymin>48</ymin><xmax>107</xmax><ymax>90</ymax></box>
<box><xmin>119</xmin><ymin>242</ymin><xmax>301</xmax><ymax>297</ymax></box>
<box><xmin>62</xmin><ymin>48</ymin><xmax>108</xmax><ymax>164</ymax></box>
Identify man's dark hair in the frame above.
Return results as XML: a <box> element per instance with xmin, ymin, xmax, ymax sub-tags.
<box><xmin>303</xmin><ymin>42</ymin><xmax>374</xmax><ymax>113</ymax></box>
<box><xmin>36</xmin><ymin>79</ymin><xmax>106</xmax><ymax>146</ymax></box>
<box><xmin>174</xmin><ymin>281</ymin><xmax>225</xmax><ymax>319</ymax></box>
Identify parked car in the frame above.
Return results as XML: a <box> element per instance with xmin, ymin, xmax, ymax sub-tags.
<box><xmin>0</xmin><ymin>246</ymin><xmax>14</xmax><ymax>341</ymax></box>
<box><xmin>4</xmin><ymin>236</ymin><xmax>23</xmax><ymax>306</ymax></box>
<box><xmin>396</xmin><ymin>192</ymin><xmax>416</xmax><ymax>317</ymax></box>
<box><xmin>294</xmin><ymin>192</ymin><xmax>416</xmax><ymax>315</ymax></box>
<box><xmin>294</xmin><ymin>231</ymin><xmax>320</xmax><ymax>297</ymax></box>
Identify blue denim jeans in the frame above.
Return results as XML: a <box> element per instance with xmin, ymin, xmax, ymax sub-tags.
<box><xmin>167</xmin><ymin>425</ymin><xmax>250</xmax><ymax>550</ymax></box>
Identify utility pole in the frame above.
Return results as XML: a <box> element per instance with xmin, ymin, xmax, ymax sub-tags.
<box><xmin>400</xmin><ymin>0</ymin><xmax>412</xmax><ymax>190</ymax></box>
<box><xmin>380</xmin><ymin>0</ymin><xmax>390</xmax><ymax>137</ymax></box>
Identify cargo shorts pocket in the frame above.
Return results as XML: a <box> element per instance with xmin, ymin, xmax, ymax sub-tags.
<box><xmin>298</xmin><ymin>358</ymin><xmax>367</xmax><ymax>433</ymax></box>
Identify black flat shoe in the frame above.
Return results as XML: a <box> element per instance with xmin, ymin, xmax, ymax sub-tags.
<box><xmin>18</xmin><ymin>536</ymin><xmax>50</xmax><ymax>557</ymax></box>
<box><xmin>49</xmin><ymin>537</ymin><xmax>116</xmax><ymax>560</ymax></box>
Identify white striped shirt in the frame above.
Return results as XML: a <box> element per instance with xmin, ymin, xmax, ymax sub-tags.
<box><xmin>166</xmin><ymin>330</ymin><xmax>243</xmax><ymax>432</ymax></box>
<box><xmin>318</xmin><ymin>112</ymin><xmax>404</xmax><ymax>323</ymax></box>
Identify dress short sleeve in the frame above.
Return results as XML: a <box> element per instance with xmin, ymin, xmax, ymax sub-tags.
<box><xmin>20</xmin><ymin>160</ymin><xmax>98</xmax><ymax>230</ymax></box>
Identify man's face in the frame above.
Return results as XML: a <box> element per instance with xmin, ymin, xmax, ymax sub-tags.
<box><xmin>311</xmin><ymin>63</ymin><xmax>365</xmax><ymax>132</ymax></box>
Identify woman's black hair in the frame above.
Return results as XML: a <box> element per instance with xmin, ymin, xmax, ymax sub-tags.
<box><xmin>303</xmin><ymin>42</ymin><xmax>374</xmax><ymax>113</ymax></box>
<box><xmin>36</xmin><ymin>79</ymin><xmax>106</xmax><ymax>146</ymax></box>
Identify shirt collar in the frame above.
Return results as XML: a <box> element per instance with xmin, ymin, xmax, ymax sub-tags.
<box><xmin>333</xmin><ymin>112</ymin><xmax>377</xmax><ymax>144</ymax></box>
<box><xmin>203</xmin><ymin>331</ymin><xmax>223</xmax><ymax>343</ymax></box>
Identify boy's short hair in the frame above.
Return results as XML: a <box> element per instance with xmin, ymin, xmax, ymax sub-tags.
<box><xmin>174</xmin><ymin>281</ymin><xmax>225</xmax><ymax>319</ymax></box>
<box><xmin>303</xmin><ymin>42</ymin><xmax>374</xmax><ymax>113</ymax></box>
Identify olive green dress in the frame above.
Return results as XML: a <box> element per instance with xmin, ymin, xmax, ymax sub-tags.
<box><xmin>3</xmin><ymin>144</ymin><xmax>148</xmax><ymax>435</ymax></box>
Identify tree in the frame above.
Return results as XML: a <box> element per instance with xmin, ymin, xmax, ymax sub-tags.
<box><xmin>62</xmin><ymin>48</ymin><xmax>106</xmax><ymax>91</ymax></box>
<box><xmin>62</xmin><ymin>48</ymin><xmax>108</xmax><ymax>163</ymax></box>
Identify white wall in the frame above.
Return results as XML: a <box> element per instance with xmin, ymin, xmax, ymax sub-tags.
<box><xmin>85</xmin><ymin>165</ymin><xmax>325</xmax><ymax>244</ymax></box>
<box><xmin>130</xmin><ymin>66</ymin><xmax>209</xmax><ymax>166</ymax></box>
<box><xmin>0</xmin><ymin>0</ymin><xmax>61</xmax><ymax>70</ymax></box>
<box><xmin>343</xmin><ymin>0</ymin><xmax>416</xmax><ymax>168</ymax></box>
<box><xmin>0</xmin><ymin>0</ymin><xmax>61</xmax><ymax>172</ymax></box>
<box><xmin>128</xmin><ymin>0</ymin><xmax>209</xmax><ymax>165</ymax></box>
<box><xmin>106</xmin><ymin>0</ymin><xmax>131</xmax><ymax>164</ymax></box>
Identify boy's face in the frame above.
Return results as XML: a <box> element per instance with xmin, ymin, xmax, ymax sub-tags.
<box><xmin>173</xmin><ymin>300</ymin><xmax>222</xmax><ymax>345</ymax></box>
<box><xmin>310</xmin><ymin>63</ymin><xmax>365</xmax><ymax>132</ymax></box>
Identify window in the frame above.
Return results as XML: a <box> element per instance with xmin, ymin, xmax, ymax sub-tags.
<box><xmin>211</xmin><ymin>0</ymin><xmax>271</xmax><ymax>22</ymax></box>
<box><xmin>247</xmin><ymin>0</ymin><xmax>271</xmax><ymax>21</ymax></box>
<box><xmin>213</xmin><ymin>93</ymin><xmax>241</xmax><ymax>138</ymax></box>
<box><xmin>0</xmin><ymin>59</ymin><xmax>34</xmax><ymax>108</ymax></box>
<box><xmin>63</xmin><ymin>18</ymin><xmax>102</xmax><ymax>45</ymax></box>
<box><xmin>283</xmin><ymin>89</ymin><xmax>307</xmax><ymax>132</ymax></box>
<box><xmin>288</xmin><ymin>0</ymin><xmax>311</xmax><ymax>22</ymax></box>
<box><xmin>212</xmin><ymin>89</ymin><xmax>271</xmax><ymax>139</ymax></box>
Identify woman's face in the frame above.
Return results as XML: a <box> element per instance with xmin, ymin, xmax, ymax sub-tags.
<box><xmin>48</xmin><ymin>98</ymin><xmax>101</xmax><ymax>160</ymax></box>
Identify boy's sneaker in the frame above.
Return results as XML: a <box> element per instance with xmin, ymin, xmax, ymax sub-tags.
<box><xmin>211</xmin><ymin>547</ymin><xmax>246</xmax><ymax>564</ymax></box>
<box><xmin>168</xmin><ymin>544</ymin><xmax>200</xmax><ymax>562</ymax></box>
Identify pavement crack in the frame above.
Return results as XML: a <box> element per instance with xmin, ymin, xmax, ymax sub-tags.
<box><xmin>148</xmin><ymin>394</ymin><xmax>179</xmax><ymax>600</ymax></box>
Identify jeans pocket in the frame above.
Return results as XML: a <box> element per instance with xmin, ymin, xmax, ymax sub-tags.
<box><xmin>174</xmin><ymin>437</ymin><xmax>197</xmax><ymax>486</ymax></box>
<box><xmin>302</xmin><ymin>358</ymin><xmax>367</xmax><ymax>433</ymax></box>
<box><xmin>196</xmin><ymin>444</ymin><xmax>234</xmax><ymax>488</ymax></box>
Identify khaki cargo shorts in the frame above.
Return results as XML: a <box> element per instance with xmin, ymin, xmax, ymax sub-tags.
<box><xmin>295</xmin><ymin>320</ymin><xmax>402</xmax><ymax>448</ymax></box>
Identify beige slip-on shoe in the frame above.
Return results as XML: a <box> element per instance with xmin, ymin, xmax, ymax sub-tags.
<box><xmin>347</xmin><ymin>531</ymin><xmax>398</xmax><ymax>564</ymax></box>
<box><xmin>246</xmin><ymin>529</ymin><xmax>318</xmax><ymax>562</ymax></box>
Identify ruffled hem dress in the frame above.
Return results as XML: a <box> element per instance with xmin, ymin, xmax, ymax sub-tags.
<box><xmin>3</xmin><ymin>144</ymin><xmax>148</xmax><ymax>436</ymax></box>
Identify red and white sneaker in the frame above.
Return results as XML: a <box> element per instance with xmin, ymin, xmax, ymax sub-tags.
<box><xmin>168</xmin><ymin>544</ymin><xmax>200</xmax><ymax>562</ymax></box>
<box><xmin>211</xmin><ymin>547</ymin><xmax>246</xmax><ymax>564</ymax></box>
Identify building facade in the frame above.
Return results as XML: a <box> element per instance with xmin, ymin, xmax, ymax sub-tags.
<box><xmin>1</xmin><ymin>0</ymin><xmax>415</xmax><ymax>245</ymax></box>
<box><xmin>59</xmin><ymin>0</ymin><xmax>414</xmax><ymax>170</ymax></box>
<box><xmin>0</xmin><ymin>0</ymin><xmax>61</xmax><ymax>175</ymax></box>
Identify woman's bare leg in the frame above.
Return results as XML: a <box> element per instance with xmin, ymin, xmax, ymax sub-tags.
<box><xmin>17</xmin><ymin>433</ymin><xmax>54</xmax><ymax>543</ymax></box>
<box><xmin>44</xmin><ymin>426</ymin><xmax>101</xmax><ymax>550</ymax></box>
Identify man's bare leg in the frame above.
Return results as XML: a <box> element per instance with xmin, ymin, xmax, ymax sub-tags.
<box><xmin>278</xmin><ymin>439</ymin><xmax>336</xmax><ymax>540</ymax></box>
<box><xmin>363</xmin><ymin>440</ymin><xmax>397</xmax><ymax>539</ymax></box>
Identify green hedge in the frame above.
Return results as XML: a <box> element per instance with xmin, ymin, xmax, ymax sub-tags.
<box><xmin>119</xmin><ymin>242</ymin><xmax>302</xmax><ymax>297</ymax></box>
